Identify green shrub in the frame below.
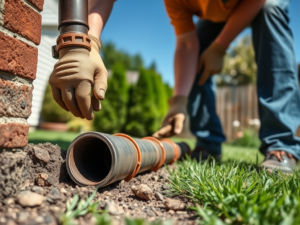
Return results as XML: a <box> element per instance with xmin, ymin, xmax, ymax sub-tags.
<box><xmin>125</xmin><ymin>68</ymin><xmax>159</xmax><ymax>136</ymax></box>
<box><xmin>231</xmin><ymin>128</ymin><xmax>260</xmax><ymax>148</ymax></box>
<box><xmin>41</xmin><ymin>84</ymin><xmax>73</xmax><ymax>123</ymax></box>
<box><xmin>93</xmin><ymin>63</ymin><xmax>128</xmax><ymax>133</ymax></box>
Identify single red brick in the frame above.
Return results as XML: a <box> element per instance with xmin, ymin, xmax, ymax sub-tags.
<box><xmin>0</xmin><ymin>32</ymin><xmax>38</xmax><ymax>80</ymax></box>
<box><xmin>0</xmin><ymin>79</ymin><xmax>33</xmax><ymax>118</ymax></box>
<box><xmin>27</xmin><ymin>0</ymin><xmax>44</xmax><ymax>11</ymax></box>
<box><xmin>0</xmin><ymin>123</ymin><xmax>29</xmax><ymax>148</ymax></box>
<box><xmin>3</xmin><ymin>0</ymin><xmax>42</xmax><ymax>45</ymax></box>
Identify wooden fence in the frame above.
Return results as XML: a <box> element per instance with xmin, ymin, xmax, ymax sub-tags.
<box><xmin>179</xmin><ymin>85</ymin><xmax>259</xmax><ymax>141</ymax></box>
<box><xmin>216</xmin><ymin>85</ymin><xmax>258</xmax><ymax>141</ymax></box>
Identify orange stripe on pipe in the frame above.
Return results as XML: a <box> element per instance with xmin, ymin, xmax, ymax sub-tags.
<box><xmin>114</xmin><ymin>133</ymin><xmax>142</xmax><ymax>182</ymax></box>
<box><xmin>142</xmin><ymin>137</ymin><xmax>166</xmax><ymax>171</ymax></box>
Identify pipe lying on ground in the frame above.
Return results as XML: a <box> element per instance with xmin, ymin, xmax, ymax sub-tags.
<box><xmin>66</xmin><ymin>132</ymin><xmax>190</xmax><ymax>188</ymax></box>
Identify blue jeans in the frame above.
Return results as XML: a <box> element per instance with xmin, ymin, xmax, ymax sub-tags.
<box><xmin>188</xmin><ymin>0</ymin><xmax>300</xmax><ymax>158</ymax></box>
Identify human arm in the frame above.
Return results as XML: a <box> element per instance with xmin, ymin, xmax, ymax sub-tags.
<box><xmin>49</xmin><ymin>0</ymin><xmax>115</xmax><ymax>120</ymax></box>
<box><xmin>198</xmin><ymin>0</ymin><xmax>266</xmax><ymax>85</ymax></box>
<box><xmin>153</xmin><ymin>31</ymin><xmax>198</xmax><ymax>138</ymax></box>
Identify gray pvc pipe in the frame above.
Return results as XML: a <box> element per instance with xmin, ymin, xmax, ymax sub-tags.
<box><xmin>66</xmin><ymin>132</ymin><xmax>190</xmax><ymax>188</ymax></box>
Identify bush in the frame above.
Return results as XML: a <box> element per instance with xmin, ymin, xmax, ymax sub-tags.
<box><xmin>124</xmin><ymin>68</ymin><xmax>159</xmax><ymax>136</ymax></box>
<box><xmin>41</xmin><ymin>84</ymin><xmax>74</xmax><ymax>123</ymax></box>
<box><xmin>231</xmin><ymin>128</ymin><xmax>260</xmax><ymax>148</ymax></box>
<box><xmin>93</xmin><ymin>63</ymin><xmax>128</xmax><ymax>133</ymax></box>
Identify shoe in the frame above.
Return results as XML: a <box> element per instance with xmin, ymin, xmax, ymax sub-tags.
<box><xmin>191</xmin><ymin>146</ymin><xmax>221</xmax><ymax>162</ymax></box>
<box><xmin>260</xmin><ymin>151</ymin><xmax>297</xmax><ymax>174</ymax></box>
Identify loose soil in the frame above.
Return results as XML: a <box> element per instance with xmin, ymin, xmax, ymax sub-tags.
<box><xmin>0</xmin><ymin>143</ymin><xmax>197</xmax><ymax>225</ymax></box>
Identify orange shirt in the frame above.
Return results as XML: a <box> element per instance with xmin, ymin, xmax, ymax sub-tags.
<box><xmin>164</xmin><ymin>0</ymin><xmax>240</xmax><ymax>35</ymax></box>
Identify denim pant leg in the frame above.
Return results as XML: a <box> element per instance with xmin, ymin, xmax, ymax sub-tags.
<box><xmin>188</xmin><ymin>20</ymin><xmax>226</xmax><ymax>154</ymax></box>
<box><xmin>251</xmin><ymin>0</ymin><xmax>300</xmax><ymax>159</ymax></box>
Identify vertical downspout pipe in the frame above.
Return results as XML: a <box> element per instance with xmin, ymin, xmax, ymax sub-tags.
<box><xmin>58</xmin><ymin>0</ymin><xmax>89</xmax><ymax>35</ymax></box>
<box><xmin>66</xmin><ymin>132</ymin><xmax>190</xmax><ymax>188</ymax></box>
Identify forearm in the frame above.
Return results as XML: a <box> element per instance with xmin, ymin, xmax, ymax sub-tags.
<box><xmin>88</xmin><ymin>0</ymin><xmax>115</xmax><ymax>38</ymax></box>
<box><xmin>174</xmin><ymin>43</ymin><xmax>199</xmax><ymax>96</ymax></box>
<box><xmin>215</xmin><ymin>0</ymin><xmax>266</xmax><ymax>48</ymax></box>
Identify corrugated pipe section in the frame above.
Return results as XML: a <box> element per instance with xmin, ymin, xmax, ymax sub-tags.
<box><xmin>66</xmin><ymin>132</ymin><xmax>191</xmax><ymax>188</ymax></box>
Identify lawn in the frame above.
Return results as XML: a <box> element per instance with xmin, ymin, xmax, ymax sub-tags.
<box><xmin>28</xmin><ymin>130</ymin><xmax>264</xmax><ymax>163</ymax></box>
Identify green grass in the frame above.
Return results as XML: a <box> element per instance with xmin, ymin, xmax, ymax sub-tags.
<box><xmin>168</xmin><ymin>159</ymin><xmax>300</xmax><ymax>225</ymax></box>
<box><xmin>28</xmin><ymin>130</ymin><xmax>80</xmax><ymax>150</ymax></box>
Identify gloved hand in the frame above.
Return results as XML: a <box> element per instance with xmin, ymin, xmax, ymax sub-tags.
<box><xmin>153</xmin><ymin>96</ymin><xmax>187</xmax><ymax>138</ymax></box>
<box><xmin>49</xmin><ymin>34</ymin><xmax>107</xmax><ymax>120</ymax></box>
<box><xmin>197</xmin><ymin>41</ymin><xmax>226</xmax><ymax>85</ymax></box>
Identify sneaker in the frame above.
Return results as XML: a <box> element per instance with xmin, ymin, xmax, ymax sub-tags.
<box><xmin>260</xmin><ymin>150</ymin><xmax>297</xmax><ymax>173</ymax></box>
<box><xmin>191</xmin><ymin>146</ymin><xmax>221</xmax><ymax>162</ymax></box>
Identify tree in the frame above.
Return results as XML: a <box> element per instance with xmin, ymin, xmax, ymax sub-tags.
<box><xmin>125</xmin><ymin>68</ymin><xmax>159</xmax><ymax>136</ymax></box>
<box><xmin>218</xmin><ymin>36</ymin><xmax>257</xmax><ymax>86</ymax></box>
<box><xmin>93</xmin><ymin>63</ymin><xmax>128</xmax><ymax>133</ymax></box>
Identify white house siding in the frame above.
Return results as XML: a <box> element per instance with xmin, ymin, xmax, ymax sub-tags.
<box><xmin>27</xmin><ymin>0</ymin><xmax>59</xmax><ymax>126</ymax></box>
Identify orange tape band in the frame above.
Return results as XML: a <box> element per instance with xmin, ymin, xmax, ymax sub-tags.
<box><xmin>142</xmin><ymin>137</ymin><xmax>166</xmax><ymax>171</ymax></box>
<box><xmin>161</xmin><ymin>139</ymin><xmax>179</xmax><ymax>163</ymax></box>
<box><xmin>113</xmin><ymin>133</ymin><xmax>141</xmax><ymax>182</ymax></box>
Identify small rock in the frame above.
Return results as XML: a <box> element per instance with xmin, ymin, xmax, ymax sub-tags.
<box><xmin>17</xmin><ymin>191</ymin><xmax>44</xmax><ymax>207</ymax></box>
<box><xmin>155</xmin><ymin>211</ymin><xmax>162</xmax><ymax>216</ymax></box>
<box><xmin>48</xmin><ymin>187</ymin><xmax>61</xmax><ymax>200</ymax></box>
<box><xmin>154</xmin><ymin>192</ymin><xmax>164</xmax><ymax>201</ymax></box>
<box><xmin>20</xmin><ymin>180</ymin><xmax>30</xmax><ymax>191</ymax></box>
<box><xmin>118</xmin><ymin>197</ymin><xmax>123</xmax><ymax>202</ymax></box>
<box><xmin>103</xmin><ymin>191</ymin><xmax>111</xmax><ymax>196</ymax></box>
<box><xmin>44</xmin><ymin>215</ymin><xmax>54</xmax><ymax>224</ymax></box>
<box><xmin>131</xmin><ymin>184</ymin><xmax>153</xmax><ymax>201</ymax></box>
<box><xmin>31</xmin><ymin>186</ymin><xmax>44</xmax><ymax>194</ymax></box>
<box><xmin>35</xmin><ymin>216</ymin><xmax>44</xmax><ymax>223</ymax></box>
<box><xmin>161</xmin><ymin>184</ymin><xmax>169</xmax><ymax>190</ymax></box>
<box><xmin>5</xmin><ymin>198</ymin><xmax>15</xmax><ymax>205</ymax></box>
<box><xmin>0</xmin><ymin>217</ymin><xmax>6</xmax><ymax>223</ymax></box>
<box><xmin>33</xmin><ymin>146</ymin><xmax>50</xmax><ymax>163</ymax></box>
<box><xmin>47</xmin><ymin>198</ymin><xmax>55</xmax><ymax>204</ymax></box>
<box><xmin>151</xmin><ymin>176</ymin><xmax>159</xmax><ymax>181</ymax></box>
<box><xmin>105</xmin><ymin>201</ymin><xmax>124</xmax><ymax>215</ymax></box>
<box><xmin>35</xmin><ymin>173</ymin><xmax>50</xmax><ymax>187</ymax></box>
<box><xmin>60</xmin><ymin>188</ymin><xmax>67</xmax><ymax>194</ymax></box>
<box><xmin>168</xmin><ymin>210</ymin><xmax>175</xmax><ymax>215</ymax></box>
<box><xmin>164</xmin><ymin>198</ymin><xmax>186</xmax><ymax>211</ymax></box>
<box><xmin>17</xmin><ymin>212</ymin><xmax>29</xmax><ymax>223</ymax></box>
<box><xmin>146</xmin><ymin>210</ymin><xmax>155</xmax><ymax>217</ymax></box>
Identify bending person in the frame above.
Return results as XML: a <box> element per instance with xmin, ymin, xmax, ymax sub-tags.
<box><xmin>154</xmin><ymin>0</ymin><xmax>300</xmax><ymax>173</ymax></box>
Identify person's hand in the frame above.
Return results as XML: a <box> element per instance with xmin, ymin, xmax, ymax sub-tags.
<box><xmin>153</xmin><ymin>96</ymin><xmax>187</xmax><ymax>138</ymax></box>
<box><xmin>197</xmin><ymin>42</ymin><xmax>226</xmax><ymax>85</ymax></box>
<box><xmin>49</xmin><ymin>35</ymin><xmax>107</xmax><ymax>120</ymax></box>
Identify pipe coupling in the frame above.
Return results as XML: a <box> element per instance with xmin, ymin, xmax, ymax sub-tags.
<box><xmin>52</xmin><ymin>33</ymin><xmax>91</xmax><ymax>59</ymax></box>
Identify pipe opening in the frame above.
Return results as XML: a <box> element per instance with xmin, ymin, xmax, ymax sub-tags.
<box><xmin>69</xmin><ymin>136</ymin><xmax>112</xmax><ymax>185</ymax></box>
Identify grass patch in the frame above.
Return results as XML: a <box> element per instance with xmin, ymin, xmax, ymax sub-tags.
<box><xmin>168</xmin><ymin>158</ymin><xmax>300</xmax><ymax>224</ymax></box>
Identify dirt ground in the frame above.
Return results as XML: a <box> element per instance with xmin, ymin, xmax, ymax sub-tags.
<box><xmin>0</xmin><ymin>143</ymin><xmax>197</xmax><ymax>225</ymax></box>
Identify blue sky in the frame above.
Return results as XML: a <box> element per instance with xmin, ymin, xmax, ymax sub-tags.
<box><xmin>102</xmin><ymin>0</ymin><xmax>300</xmax><ymax>86</ymax></box>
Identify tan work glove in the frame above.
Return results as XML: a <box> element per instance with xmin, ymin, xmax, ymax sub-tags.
<box><xmin>49</xmin><ymin>34</ymin><xmax>107</xmax><ymax>120</ymax></box>
<box><xmin>197</xmin><ymin>42</ymin><xmax>226</xmax><ymax>85</ymax></box>
<box><xmin>153</xmin><ymin>96</ymin><xmax>187</xmax><ymax>138</ymax></box>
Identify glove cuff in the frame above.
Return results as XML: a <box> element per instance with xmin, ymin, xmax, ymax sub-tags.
<box><xmin>168</xmin><ymin>95</ymin><xmax>188</xmax><ymax>107</ymax></box>
<box><xmin>88</xmin><ymin>34</ymin><xmax>101</xmax><ymax>52</ymax></box>
<box><xmin>210</xmin><ymin>41</ymin><xmax>226</xmax><ymax>55</ymax></box>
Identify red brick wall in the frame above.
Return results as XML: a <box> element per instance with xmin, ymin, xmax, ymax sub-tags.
<box><xmin>0</xmin><ymin>0</ymin><xmax>44</xmax><ymax>148</ymax></box>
